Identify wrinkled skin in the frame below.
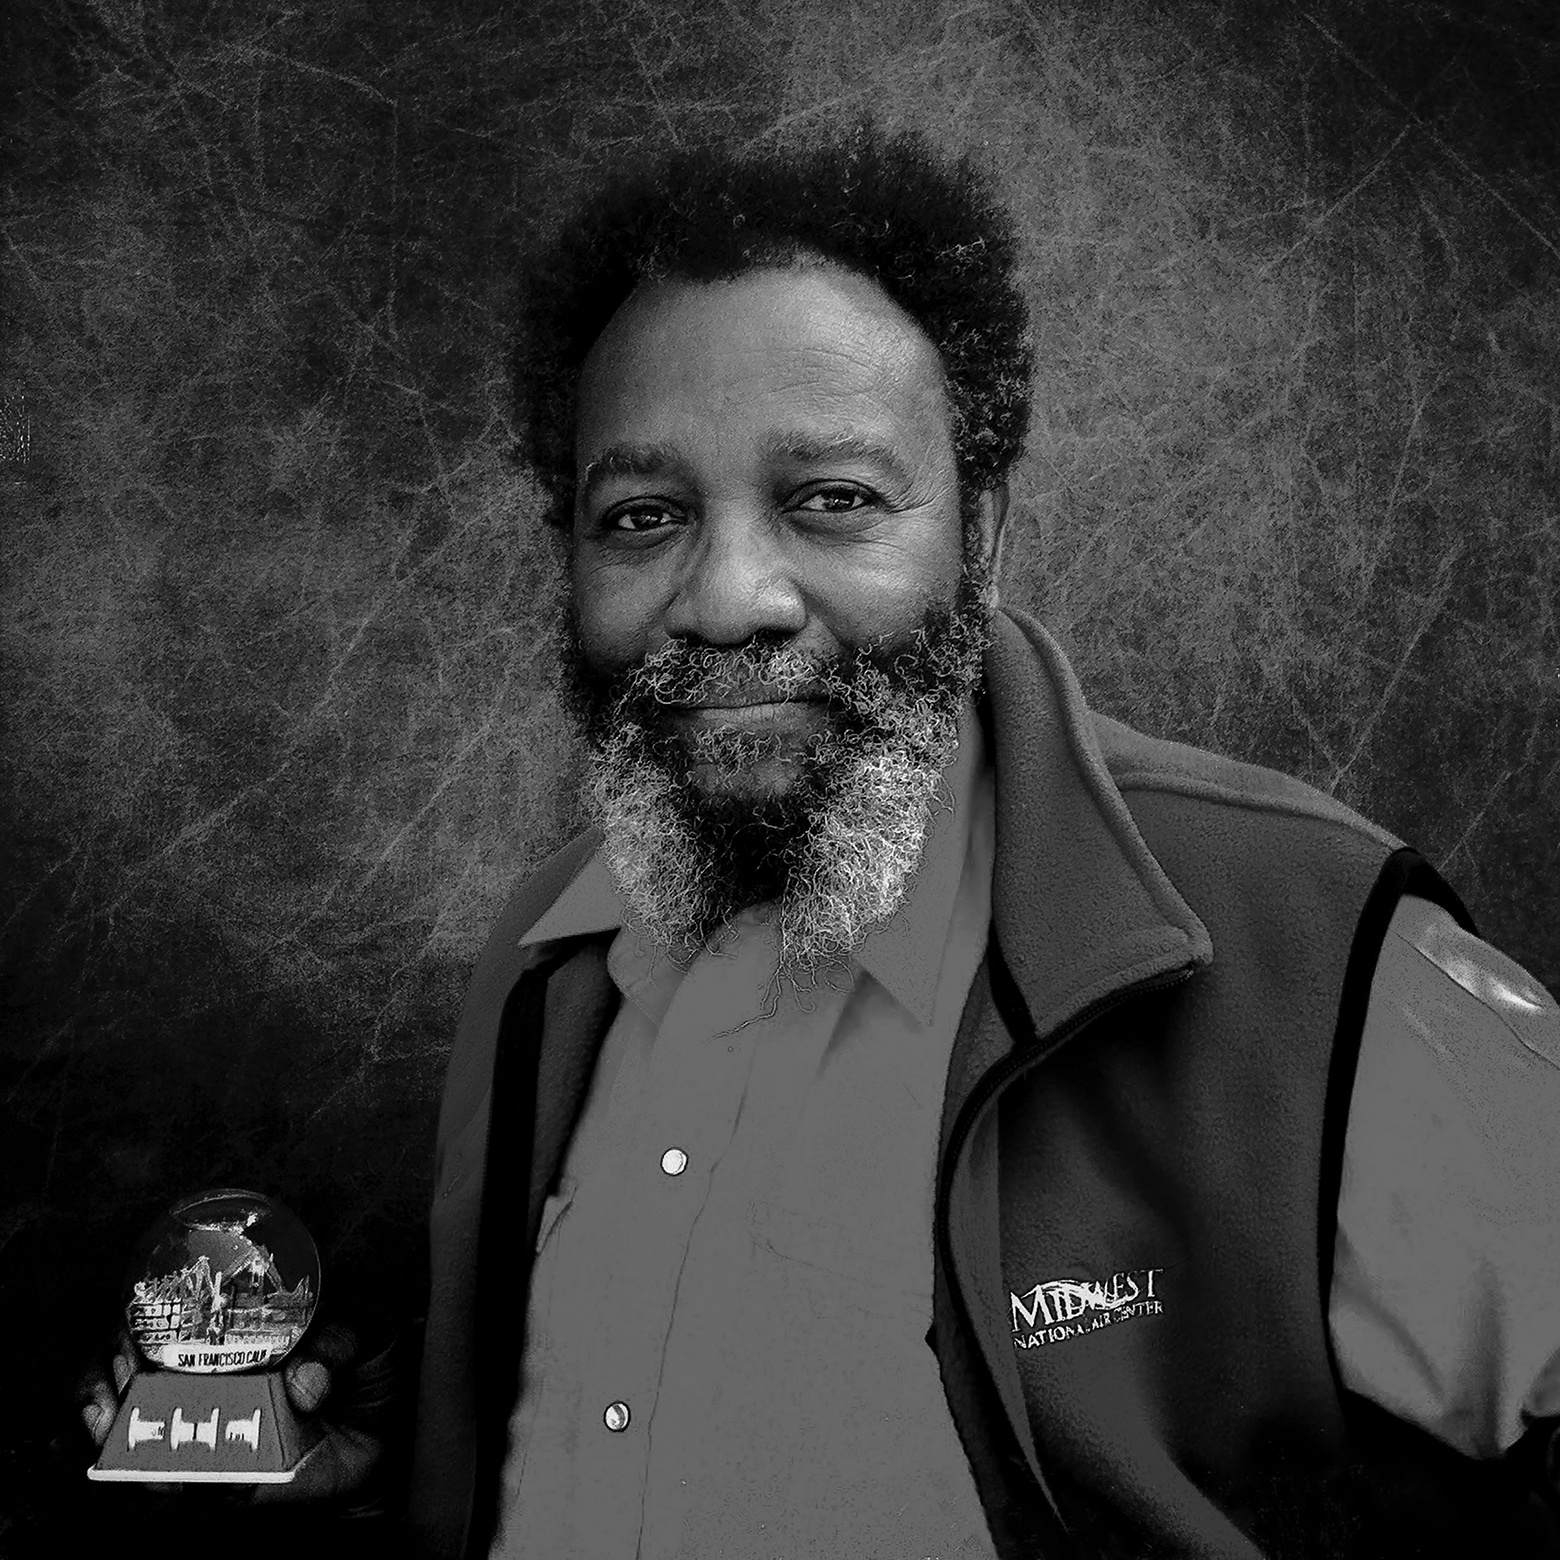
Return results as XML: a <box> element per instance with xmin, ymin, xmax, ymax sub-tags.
<box><xmin>555</xmin><ymin>262</ymin><xmax>1009</xmax><ymax>1002</ymax></box>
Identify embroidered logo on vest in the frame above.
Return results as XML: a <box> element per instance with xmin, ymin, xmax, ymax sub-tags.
<box><xmin>1010</xmin><ymin>1267</ymin><xmax>1164</xmax><ymax>1349</ymax></box>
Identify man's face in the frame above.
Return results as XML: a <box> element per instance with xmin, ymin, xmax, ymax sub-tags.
<box><xmin>554</xmin><ymin>262</ymin><xmax>1006</xmax><ymax>983</ymax></box>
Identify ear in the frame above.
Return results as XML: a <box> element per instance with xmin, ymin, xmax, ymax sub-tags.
<box><xmin>977</xmin><ymin>483</ymin><xmax>1010</xmax><ymax>596</ymax></box>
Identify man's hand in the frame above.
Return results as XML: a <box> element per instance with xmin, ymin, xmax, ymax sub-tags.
<box><xmin>78</xmin><ymin>1327</ymin><xmax>140</xmax><ymax>1457</ymax></box>
<box><xmin>256</xmin><ymin>1322</ymin><xmax>387</xmax><ymax>1505</ymax></box>
<box><xmin>79</xmin><ymin>1320</ymin><xmax>397</xmax><ymax>1510</ymax></box>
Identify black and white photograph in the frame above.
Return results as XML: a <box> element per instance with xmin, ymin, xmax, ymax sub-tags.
<box><xmin>3</xmin><ymin>2</ymin><xmax>1557</xmax><ymax>1555</ymax></box>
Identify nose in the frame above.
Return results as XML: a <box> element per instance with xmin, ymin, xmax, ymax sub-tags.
<box><xmin>661</xmin><ymin>507</ymin><xmax>809</xmax><ymax>648</ymax></box>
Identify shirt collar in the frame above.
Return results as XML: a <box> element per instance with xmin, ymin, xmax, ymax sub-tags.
<box><xmin>519</xmin><ymin>697</ymin><xmax>990</xmax><ymax>1028</ymax></box>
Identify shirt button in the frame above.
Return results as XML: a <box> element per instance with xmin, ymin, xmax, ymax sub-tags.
<box><xmin>660</xmin><ymin>1147</ymin><xmax>688</xmax><ymax>1176</ymax></box>
<box><xmin>603</xmin><ymin>1401</ymin><xmax>631</xmax><ymax>1432</ymax></box>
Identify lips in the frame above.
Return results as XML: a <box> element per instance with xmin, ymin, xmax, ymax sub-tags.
<box><xmin>665</xmin><ymin>697</ymin><xmax>827</xmax><ymax>729</ymax></box>
<box><xmin>664</xmin><ymin>684</ymin><xmax>825</xmax><ymax>710</ymax></box>
<box><xmin>690</xmin><ymin>695</ymin><xmax>820</xmax><ymax>710</ymax></box>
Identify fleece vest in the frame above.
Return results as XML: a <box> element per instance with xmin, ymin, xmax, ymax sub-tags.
<box><xmin>410</xmin><ymin>607</ymin><xmax>1529</xmax><ymax>1559</ymax></box>
<box><xmin>930</xmin><ymin>724</ymin><xmax>1522</xmax><ymax>1559</ymax></box>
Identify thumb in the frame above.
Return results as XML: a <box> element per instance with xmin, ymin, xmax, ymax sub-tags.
<box><xmin>283</xmin><ymin>1357</ymin><xmax>332</xmax><ymax>1416</ymax></box>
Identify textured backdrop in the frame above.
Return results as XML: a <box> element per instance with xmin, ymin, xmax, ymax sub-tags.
<box><xmin>3</xmin><ymin>0</ymin><xmax>1557</xmax><ymax>1547</ymax></box>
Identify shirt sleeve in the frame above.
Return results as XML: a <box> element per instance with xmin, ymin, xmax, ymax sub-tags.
<box><xmin>1328</xmin><ymin>893</ymin><xmax>1560</xmax><ymax>1458</ymax></box>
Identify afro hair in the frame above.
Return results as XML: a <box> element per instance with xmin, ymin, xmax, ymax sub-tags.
<box><xmin>516</xmin><ymin>123</ymin><xmax>1034</xmax><ymax>531</ymax></box>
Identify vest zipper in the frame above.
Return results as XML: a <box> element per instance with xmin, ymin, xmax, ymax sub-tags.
<box><xmin>933</xmin><ymin>956</ymin><xmax>1199</xmax><ymax>1542</ymax></box>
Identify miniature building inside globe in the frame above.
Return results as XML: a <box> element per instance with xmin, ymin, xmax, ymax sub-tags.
<box><xmin>125</xmin><ymin>1189</ymin><xmax>320</xmax><ymax>1373</ymax></box>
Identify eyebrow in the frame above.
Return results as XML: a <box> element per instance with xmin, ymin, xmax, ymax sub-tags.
<box><xmin>579</xmin><ymin>431</ymin><xmax>916</xmax><ymax>504</ymax></box>
<box><xmin>579</xmin><ymin>442</ymin><xmax>684</xmax><ymax>501</ymax></box>
<box><xmin>763</xmin><ymin>432</ymin><xmax>915</xmax><ymax>491</ymax></box>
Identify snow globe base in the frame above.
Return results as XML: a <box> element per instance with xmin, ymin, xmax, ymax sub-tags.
<box><xmin>89</xmin><ymin>1369</ymin><xmax>322</xmax><ymax>1482</ymax></box>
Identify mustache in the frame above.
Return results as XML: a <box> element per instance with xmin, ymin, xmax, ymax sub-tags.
<box><xmin>558</xmin><ymin>561</ymin><xmax>988</xmax><ymax>737</ymax></box>
<box><xmin>624</xmin><ymin>642</ymin><xmax>851</xmax><ymax>713</ymax></box>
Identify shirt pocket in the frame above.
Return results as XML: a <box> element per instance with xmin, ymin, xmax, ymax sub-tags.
<box><xmin>747</xmin><ymin>1197</ymin><xmax>934</xmax><ymax>1329</ymax></box>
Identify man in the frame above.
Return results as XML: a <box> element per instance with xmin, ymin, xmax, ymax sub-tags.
<box><xmin>85</xmin><ymin>128</ymin><xmax>1560</xmax><ymax>1557</ymax></box>
<box><xmin>409</xmin><ymin>127</ymin><xmax>1559</xmax><ymax>1557</ymax></box>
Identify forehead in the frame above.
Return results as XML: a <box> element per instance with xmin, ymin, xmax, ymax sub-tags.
<box><xmin>574</xmin><ymin>265</ymin><xmax>952</xmax><ymax>466</ymax></box>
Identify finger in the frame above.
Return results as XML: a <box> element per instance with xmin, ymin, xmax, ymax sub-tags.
<box><xmin>75</xmin><ymin>1363</ymin><xmax>112</xmax><ymax>1407</ymax></box>
<box><xmin>283</xmin><ymin>1357</ymin><xmax>331</xmax><ymax>1416</ymax></box>
<box><xmin>80</xmin><ymin>1380</ymin><xmax>120</xmax><ymax>1448</ymax></box>
<box><xmin>282</xmin><ymin>1320</ymin><xmax>358</xmax><ymax>1412</ymax></box>
<box><xmin>251</xmin><ymin>1423</ymin><xmax>381</xmax><ymax>1505</ymax></box>
<box><xmin>302</xmin><ymin>1321</ymin><xmax>359</xmax><ymax>1369</ymax></box>
<box><xmin>111</xmin><ymin>1327</ymin><xmax>142</xmax><ymax>1396</ymax></box>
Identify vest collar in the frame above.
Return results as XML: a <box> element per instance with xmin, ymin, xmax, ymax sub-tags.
<box><xmin>985</xmin><ymin>604</ymin><xmax>1212</xmax><ymax>1046</ymax></box>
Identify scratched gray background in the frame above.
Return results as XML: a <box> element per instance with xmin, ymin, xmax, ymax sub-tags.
<box><xmin>2</xmin><ymin>0</ymin><xmax>1557</xmax><ymax>1548</ymax></box>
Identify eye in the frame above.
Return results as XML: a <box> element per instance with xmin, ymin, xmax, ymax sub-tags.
<box><xmin>599</xmin><ymin>500</ymin><xmax>682</xmax><ymax>536</ymax></box>
<box><xmin>792</xmin><ymin>484</ymin><xmax>877</xmax><ymax>516</ymax></box>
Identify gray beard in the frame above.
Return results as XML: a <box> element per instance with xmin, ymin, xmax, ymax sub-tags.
<box><xmin>553</xmin><ymin>540</ymin><xmax>997</xmax><ymax>999</ymax></box>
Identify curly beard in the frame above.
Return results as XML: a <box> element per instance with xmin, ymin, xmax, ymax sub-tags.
<box><xmin>552</xmin><ymin>531</ymin><xmax>997</xmax><ymax>1000</ymax></box>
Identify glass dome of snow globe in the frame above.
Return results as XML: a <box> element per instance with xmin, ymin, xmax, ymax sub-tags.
<box><xmin>122</xmin><ymin>1188</ymin><xmax>320</xmax><ymax>1374</ymax></box>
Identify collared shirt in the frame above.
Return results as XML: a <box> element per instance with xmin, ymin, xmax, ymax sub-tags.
<box><xmin>492</xmin><ymin>698</ymin><xmax>1560</xmax><ymax>1555</ymax></box>
<box><xmin>495</xmin><ymin>697</ymin><xmax>999</xmax><ymax>1559</ymax></box>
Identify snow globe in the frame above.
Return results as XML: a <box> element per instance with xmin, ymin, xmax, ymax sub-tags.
<box><xmin>89</xmin><ymin>1188</ymin><xmax>324</xmax><ymax>1483</ymax></box>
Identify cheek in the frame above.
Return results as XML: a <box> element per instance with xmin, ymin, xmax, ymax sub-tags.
<box><xmin>839</xmin><ymin>512</ymin><xmax>965</xmax><ymax>602</ymax></box>
<box><xmin>813</xmin><ymin>557</ymin><xmax>958</xmax><ymax>653</ymax></box>
<box><xmin>569</xmin><ymin>562</ymin><xmax>650</xmax><ymax>670</ymax></box>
